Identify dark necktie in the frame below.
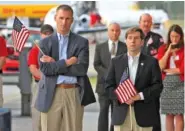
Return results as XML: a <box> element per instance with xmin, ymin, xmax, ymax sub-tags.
<box><xmin>111</xmin><ymin>42</ymin><xmax>116</xmax><ymax>55</ymax></box>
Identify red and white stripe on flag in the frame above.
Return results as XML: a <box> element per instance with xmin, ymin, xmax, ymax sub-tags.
<box><xmin>12</xmin><ymin>16</ymin><xmax>30</xmax><ymax>52</ymax></box>
<box><xmin>12</xmin><ymin>25</ymin><xmax>30</xmax><ymax>52</ymax></box>
<box><xmin>114</xmin><ymin>79</ymin><xmax>137</xmax><ymax>104</ymax></box>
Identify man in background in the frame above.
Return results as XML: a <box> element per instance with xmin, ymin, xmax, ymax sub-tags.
<box><xmin>139</xmin><ymin>13</ymin><xmax>164</xmax><ymax>58</ymax></box>
<box><xmin>94</xmin><ymin>23</ymin><xmax>127</xmax><ymax>131</ymax></box>
<box><xmin>139</xmin><ymin>13</ymin><xmax>164</xmax><ymax>131</ymax></box>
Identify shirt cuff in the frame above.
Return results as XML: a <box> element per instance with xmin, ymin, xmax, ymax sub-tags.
<box><xmin>139</xmin><ymin>92</ymin><xmax>144</xmax><ymax>100</ymax></box>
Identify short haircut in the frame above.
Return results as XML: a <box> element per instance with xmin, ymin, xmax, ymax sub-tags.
<box><xmin>56</xmin><ymin>4</ymin><xmax>73</xmax><ymax>16</ymax></box>
<box><xmin>125</xmin><ymin>27</ymin><xmax>145</xmax><ymax>40</ymax></box>
<box><xmin>139</xmin><ymin>13</ymin><xmax>152</xmax><ymax>22</ymax></box>
<box><xmin>40</xmin><ymin>24</ymin><xmax>54</xmax><ymax>35</ymax></box>
<box><xmin>108</xmin><ymin>22</ymin><xmax>120</xmax><ymax>28</ymax></box>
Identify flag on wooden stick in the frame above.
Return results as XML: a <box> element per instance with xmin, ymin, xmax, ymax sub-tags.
<box><xmin>12</xmin><ymin>16</ymin><xmax>30</xmax><ymax>52</ymax></box>
<box><xmin>114</xmin><ymin>68</ymin><xmax>137</xmax><ymax>104</ymax></box>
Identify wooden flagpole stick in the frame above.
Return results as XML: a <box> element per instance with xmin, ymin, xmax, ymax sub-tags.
<box><xmin>129</xmin><ymin>105</ymin><xmax>133</xmax><ymax>131</ymax></box>
<box><xmin>32</xmin><ymin>40</ymin><xmax>45</xmax><ymax>55</ymax></box>
<box><xmin>12</xmin><ymin>13</ymin><xmax>16</xmax><ymax>52</ymax></box>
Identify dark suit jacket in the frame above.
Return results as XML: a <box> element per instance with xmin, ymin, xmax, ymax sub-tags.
<box><xmin>93</xmin><ymin>41</ymin><xmax>127</xmax><ymax>95</ymax></box>
<box><xmin>105</xmin><ymin>53</ymin><xmax>163</xmax><ymax>127</ymax></box>
<box><xmin>142</xmin><ymin>31</ymin><xmax>164</xmax><ymax>56</ymax></box>
<box><xmin>35</xmin><ymin>32</ymin><xmax>96</xmax><ymax>112</ymax></box>
<box><xmin>142</xmin><ymin>31</ymin><xmax>164</xmax><ymax>128</ymax></box>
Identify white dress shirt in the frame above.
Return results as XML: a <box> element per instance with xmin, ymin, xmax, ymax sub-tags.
<box><xmin>56</xmin><ymin>33</ymin><xmax>77</xmax><ymax>84</ymax></box>
<box><xmin>108</xmin><ymin>39</ymin><xmax>118</xmax><ymax>58</ymax></box>
<box><xmin>127</xmin><ymin>52</ymin><xmax>144</xmax><ymax>100</ymax></box>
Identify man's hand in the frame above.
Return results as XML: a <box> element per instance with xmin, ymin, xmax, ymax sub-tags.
<box><xmin>131</xmin><ymin>94</ymin><xmax>141</xmax><ymax>101</ymax></box>
<box><xmin>125</xmin><ymin>99</ymin><xmax>134</xmax><ymax>105</ymax></box>
<box><xmin>125</xmin><ymin>94</ymin><xmax>141</xmax><ymax>105</ymax></box>
<box><xmin>65</xmin><ymin>56</ymin><xmax>78</xmax><ymax>66</ymax></box>
<box><xmin>40</xmin><ymin>55</ymin><xmax>55</xmax><ymax>63</ymax></box>
<box><xmin>29</xmin><ymin>65</ymin><xmax>42</xmax><ymax>79</ymax></box>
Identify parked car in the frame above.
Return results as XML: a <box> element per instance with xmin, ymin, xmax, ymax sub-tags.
<box><xmin>2</xmin><ymin>27</ymin><xmax>41</xmax><ymax>74</ymax></box>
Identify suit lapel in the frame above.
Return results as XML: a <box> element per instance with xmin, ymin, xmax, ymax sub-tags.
<box><xmin>119</xmin><ymin>54</ymin><xmax>128</xmax><ymax>76</ymax></box>
<box><xmin>135</xmin><ymin>53</ymin><xmax>145</xmax><ymax>84</ymax></box>
<box><xmin>104</xmin><ymin>41</ymin><xmax>111</xmax><ymax>61</ymax></box>
<box><xmin>105</xmin><ymin>41</ymin><xmax>124</xmax><ymax>59</ymax></box>
<box><xmin>51</xmin><ymin>33</ymin><xmax>59</xmax><ymax>60</ymax></box>
<box><xmin>116</xmin><ymin>41</ymin><xmax>124</xmax><ymax>56</ymax></box>
<box><xmin>67</xmin><ymin>32</ymin><xmax>77</xmax><ymax>58</ymax></box>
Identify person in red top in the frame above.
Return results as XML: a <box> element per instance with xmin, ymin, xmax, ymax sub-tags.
<box><xmin>0</xmin><ymin>36</ymin><xmax>8</xmax><ymax>107</ymax></box>
<box><xmin>157</xmin><ymin>24</ymin><xmax>184</xmax><ymax>131</ymax></box>
<box><xmin>28</xmin><ymin>24</ymin><xmax>54</xmax><ymax>131</ymax></box>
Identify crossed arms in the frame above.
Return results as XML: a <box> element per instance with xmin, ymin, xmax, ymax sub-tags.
<box><xmin>39</xmin><ymin>37</ymin><xmax>89</xmax><ymax>77</ymax></box>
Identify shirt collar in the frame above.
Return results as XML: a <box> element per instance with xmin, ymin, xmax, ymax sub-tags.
<box><xmin>127</xmin><ymin>52</ymin><xmax>140</xmax><ymax>60</ymax></box>
<box><xmin>108</xmin><ymin>39</ymin><xmax>118</xmax><ymax>45</ymax></box>
<box><xmin>57</xmin><ymin>32</ymin><xmax>70</xmax><ymax>41</ymax></box>
<box><xmin>145</xmin><ymin>31</ymin><xmax>152</xmax><ymax>38</ymax></box>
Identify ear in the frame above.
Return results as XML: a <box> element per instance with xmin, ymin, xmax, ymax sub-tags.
<box><xmin>71</xmin><ymin>17</ymin><xmax>74</xmax><ymax>23</ymax></box>
<box><xmin>139</xmin><ymin>20</ymin><xmax>141</xmax><ymax>25</ymax></box>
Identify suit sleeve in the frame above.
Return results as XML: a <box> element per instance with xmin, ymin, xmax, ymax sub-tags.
<box><xmin>142</xmin><ymin>59</ymin><xmax>163</xmax><ymax>103</ymax></box>
<box><xmin>93</xmin><ymin>44</ymin><xmax>106</xmax><ymax>76</ymax></box>
<box><xmin>64</xmin><ymin>39</ymin><xmax>89</xmax><ymax>76</ymax></box>
<box><xmin>105</xmin><ymin>59</ymin><xmax>117</xmax><ymax>100</ymax></box>
<box><xmin>39</xmin><ymin>38</ymin><xmax>68</xmax><ymax>76</ymax></box>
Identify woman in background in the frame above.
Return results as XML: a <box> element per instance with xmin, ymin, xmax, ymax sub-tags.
<box><xmin>157</xmin><ymin>24</ymin><xmax>184</xmax><ymax>131</ymax></box>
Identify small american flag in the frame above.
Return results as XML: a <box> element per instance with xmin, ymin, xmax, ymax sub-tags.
<box><xmin>12</xmin><ymin>16</ymin><xmax>30</xmax><ymax>52</ymax></box>
<box><xmin>114</xmin><ymin>68</ymin><xmax>137</xmax><ymax>104</ymax></box>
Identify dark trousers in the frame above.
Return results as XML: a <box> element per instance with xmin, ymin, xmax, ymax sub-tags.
<box><xmin>98</xmin><ymin>95</ymin><xmax>114</xmax><ymax>131</ymax></box>
<box><xmin>153</xmin><ymin>98</ymin><xmax>161</xmax><ymax>131</ymax></box>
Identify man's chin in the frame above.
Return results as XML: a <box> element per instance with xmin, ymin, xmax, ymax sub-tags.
<box><xmin>129</xmin><ymin>49</ymin><xmax>136</xmax><ymax>52</ymax></box>
<box><xmin>129</xmin><ymin>49</ymin><xmax>140</xmax><ymax>52</ymax></box>
<box><xmin>144</xmin><ymin>29</ymin><xmax>150</xmax><ymax>33</ymax></box>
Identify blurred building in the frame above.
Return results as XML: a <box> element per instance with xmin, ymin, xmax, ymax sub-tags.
<box><xmin>138</xmin><ymin>1</ymin><xmax>184</xmax><ymax>28</ymax></box>
<box><xmin>0</xmin><ymin>4</ymin><xmax>57</xmax><ymax>27</ymax></box>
